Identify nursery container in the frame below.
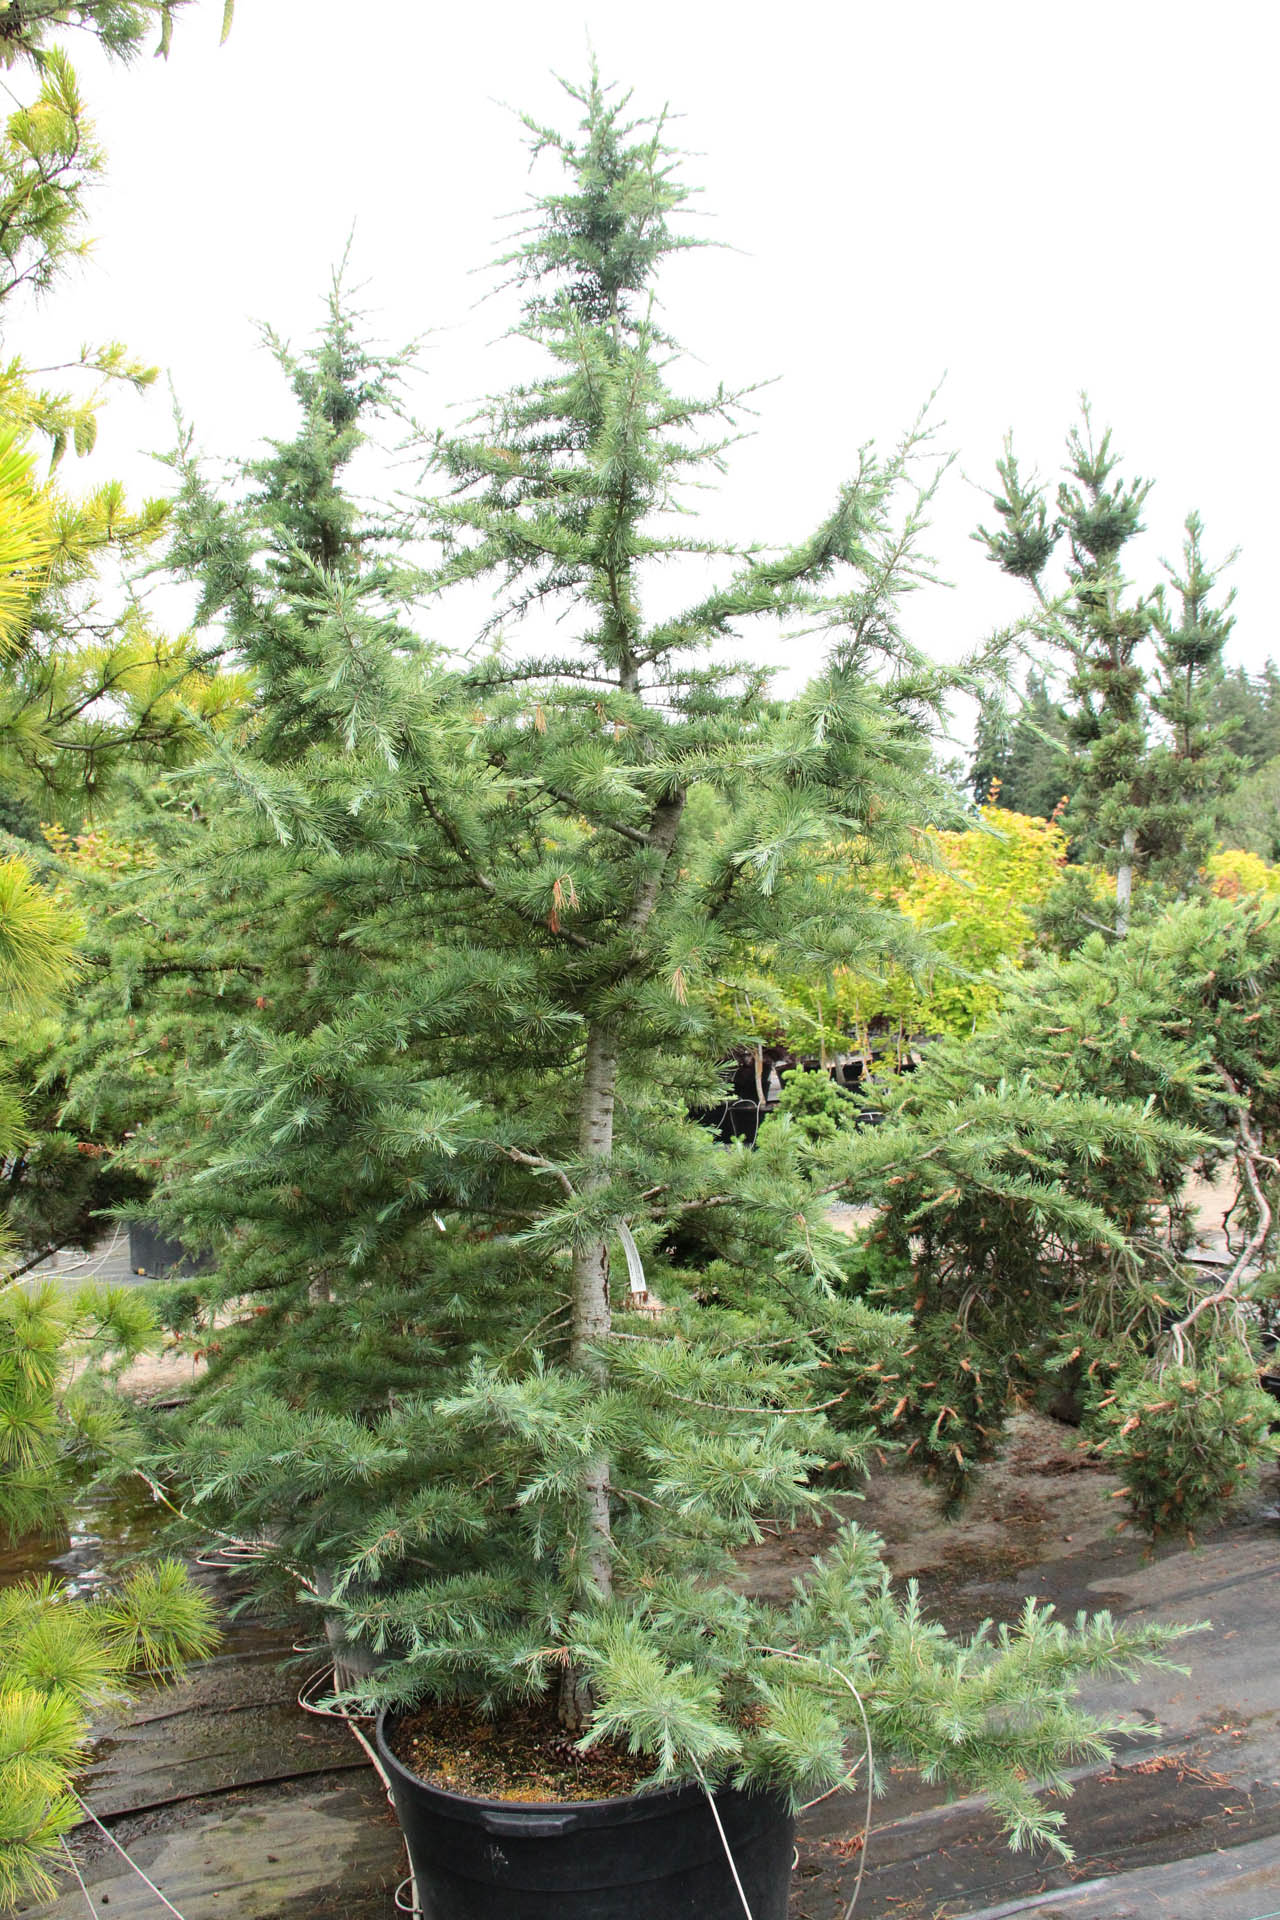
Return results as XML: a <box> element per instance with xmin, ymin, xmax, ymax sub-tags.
<box><xmin>376</xmin><ymin>1710</ymin><xmax>795</xmax><ymax>1920</ymax></box>
<box><xmin>128</xmin><ymin>1222</ymin><xmax>213</xmax><ymax>1279</ymax></box>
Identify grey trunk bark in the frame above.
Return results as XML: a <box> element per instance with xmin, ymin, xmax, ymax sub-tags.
<box><xmin>558</xmin><ymin>1022</ymin><xmax>618</xmax><ymax>1731</ymax></box>
<box><xmin>557</xmin><ymin>795</ymin><xmax>686</xmax><ymax>1733</ymax></box>
<box><xmin>314</xmin><ymin>1569</ymin><xmax>381</xmax><ymax>1691</ymax></box>
<box><xmin>1116</xmin><ymin>827</ymin><xmax>1136</xmax><ymax>936</ymax></box>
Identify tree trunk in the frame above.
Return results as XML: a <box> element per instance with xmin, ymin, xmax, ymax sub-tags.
<box><xmin>315</xmin><ymin>1568</ymin><xmax>381</xmax><ymax>1691</ymax></box>
<box><xmin>570</xmin><ymin>1026</ymin><xmax>618</xmax><ymax>1543</ymax></box>
<box><xmin>558</xmin><ymin>1022</ymin><xmax>618</xmax><ymax>1731</ymax></box>
<box><xmin>557</xmin><ymin>796</ymin><xmax>685</xmax><ymax>1732</ymax></box>
<box><xmin>1116</xmin><ymin>826</ymin><xmax>1136</xmax><ymax>935</ymax></box>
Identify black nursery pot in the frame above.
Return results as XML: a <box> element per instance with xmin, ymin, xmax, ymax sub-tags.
<box><xmin>375</xmin><ymin>1710</ymin><xmax>795</xmax><ymax>1920</ymax></box>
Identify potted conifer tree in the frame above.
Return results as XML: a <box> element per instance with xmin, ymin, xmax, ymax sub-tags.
<box><xmin>91</xmin><ymin>72</ymin><xmax>1194</xmax><ymax>1920</ymax></box>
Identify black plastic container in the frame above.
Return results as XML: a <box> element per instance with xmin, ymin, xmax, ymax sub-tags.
<box><xmin>128</xmin><ymin>1222</ymin><xmax>213</xmax><ymax>1280</ymax></box>
<box><xmin>376</xmin><ymin>1710</ymin><xmax>795</xmax><ymax>1920</ymax></box>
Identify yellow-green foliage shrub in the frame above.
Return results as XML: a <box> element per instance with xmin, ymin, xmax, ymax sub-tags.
<box><xmin>720</xmin><ymin>806</ymin><xmax>1068</xmax><ymax>1050</ymax></box>
<box><xmin>1206</xmin><ymin>847</ymin><xmax>1280</xmax><ymax>901</ymax></box>
<box><xmin>866</xmin><ymin>804</ymin><xmax>1068</xmax><ymax>1034</ymax></box>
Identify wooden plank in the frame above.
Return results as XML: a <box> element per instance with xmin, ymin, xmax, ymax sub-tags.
<box><xmin>23</xmin><ymin>1773</ymin><xmax>404</xmax><ymax>1920</ymax></box>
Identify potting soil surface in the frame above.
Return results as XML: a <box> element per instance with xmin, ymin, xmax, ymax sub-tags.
<box><xmin>387</xmin><ymin>1695</ymin><xmax>653</xmax><ymax>1801</ymax></box>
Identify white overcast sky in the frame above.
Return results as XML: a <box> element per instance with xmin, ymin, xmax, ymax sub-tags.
<box><xmin>15</xmin><ymin>0</ymin><xmax>1279</xmax><ymax>709</ymax></box>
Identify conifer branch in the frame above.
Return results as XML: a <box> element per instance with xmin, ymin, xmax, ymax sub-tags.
<box><xmin>411</xmin><ymin>779</ymin><xmax>593</xmax><ymax>950</ymax></box>
<box><xmin>1167</xmin><ymin>1079</ymin><xmax>1272</xmax><ymax>1365</ymax></box>
<box><xmin>540</xmin><ymin>784</ymin><xmax>651</xmax><ymax>845</ymax></box>
<box><xmin>501</xmin><ymin>1144</ymin><xmax>575</xmax><ymax>1198</ymax></box>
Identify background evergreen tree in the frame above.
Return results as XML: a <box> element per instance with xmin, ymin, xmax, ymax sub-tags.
<box><xmin>1212</xmin><ymin>662</ymin><xmax>1280</xmax><ymax>769</ymax></box>
<box><xmin>1217</xmin><ymin>758</ymin><xmax>1280</xmax><ymax>861</ymax></box>
<box><xmin>977</xmin><ymin>414</ymin><xmax>1241</xmax><ymax>927</ymax></box>
<box><xmin>828</xmin><ymin>890</ymin><xmax>1280</xmax><ymax>1530</ymax></box>
<box><xmin>970</xmin><ymin>651</ymin><xmax>1270</xmax><ymax>836</ymax></box>
<box><xmin>1210</xmin><ymin>664</ymin><xmax>1280</xmax><ymax>860</ymax></box>
<box><xmin>1140</xmin><ymin>513</ymin><xmax>1243</xmax><ymax>885</ymax></box>
<box><xmin>969</xmin><ymin>668</ymin><xmax>1072</xmax><ymax>816</ymax></box>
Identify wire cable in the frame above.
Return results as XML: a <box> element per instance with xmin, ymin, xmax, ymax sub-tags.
<box><xmin>59</xmin><ymin>1836</ymin><xmax>101</xmax><ymax>1920</ymax></box>
<box><xmin>68</xmin><ymin>1792</ymin><xmax>188</xmax><ymax>1920</ymax></box>
<box><xmin>691</xmin><ymin>1758</ymin><xmax>756</xmax><ymax>1920</ymax></box>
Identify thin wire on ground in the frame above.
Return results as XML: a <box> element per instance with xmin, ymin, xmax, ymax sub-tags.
<box><xmin>297</xmin><ymin>1660</ymin><xmax>421</xmax><ymax>1918</ymax></box>
<box><xmin>67</xmin><ymin>1791</ymin><xmax>189</xmax><ymax>1920</ymax></box>
<box><xmin>59</xmin><ymin>1836</ymin><xmax>101</xmax><ymax>1920</ymax></box>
